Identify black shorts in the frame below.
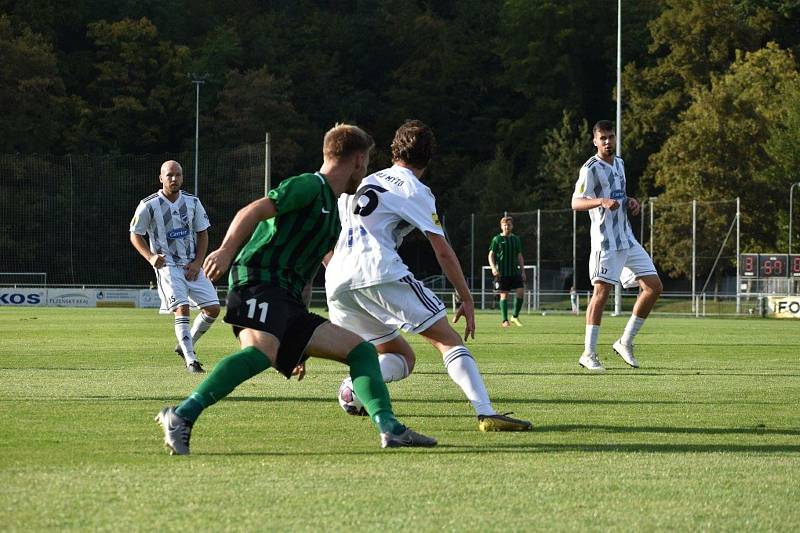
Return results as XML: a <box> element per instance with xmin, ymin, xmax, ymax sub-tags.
<box><xmin>494</xmin><ymin>275</ymin><xmax>523</xmax><ymax>292</ymax></box>
<box><xmin>224</xmin><ymin>284</ymin><xmax>327</xmax><ymax>378</ymax></box>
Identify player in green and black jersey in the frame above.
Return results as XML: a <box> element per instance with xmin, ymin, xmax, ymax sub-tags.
<box><xmin>488</xmin><ymin>216</ymin><xmax>526</xmax><ymax>327</ymax></box>
<box><xmin>155</xmin><ymin>124</ymin><xmax>437</xmax><ymax>454</ymax></box>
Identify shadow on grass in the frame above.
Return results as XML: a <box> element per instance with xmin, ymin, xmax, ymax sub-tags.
<box><xmin>535</xmin><ymin>423</ymin><xmax>800</xmax><ymax>436</ymax></box>
<box><xmin>4</xmin><ymin>367</ymin><xmax>797</xmax><ymax>378</ymax></box>
<box><xmin>192</xmin><ymin>442</ymin><xmax>800</xmax><ymax>457</ymax></box>
<box><xmin>413</xmin><ymin>370</ymin><xmax>800</xmax><ymax>377</ymax></box>
<box><xmin>4</xmin><ymin>396</ymin><xmax>787</xmax><ymax>408</ymax></box>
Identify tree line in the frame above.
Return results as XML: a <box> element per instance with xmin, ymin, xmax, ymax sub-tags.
<box><xmin>2</xmin><ymin>0</ymin><xmax>800</xmax><ymax>283</ymax></box>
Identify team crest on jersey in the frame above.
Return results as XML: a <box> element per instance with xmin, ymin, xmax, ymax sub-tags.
<box><xmin>610</xmin><ymin>189</ymin><xmax>626</xmax><ymax>200</ymax></box>
<box><xmin>167</xmin><ymin>228</ymin><xmax>190</xmax><ymax>239</ymax></box>
<box><xmin>432</xmin><ymin>213</ymin><xmax>441</xmax><ymax>226</ymax></box>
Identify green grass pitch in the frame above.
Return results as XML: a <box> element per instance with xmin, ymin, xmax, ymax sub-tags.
<box><xmin>1</xmin><ymin>307</ymin><xmax>799</xmax><ymax>531</ymax></box>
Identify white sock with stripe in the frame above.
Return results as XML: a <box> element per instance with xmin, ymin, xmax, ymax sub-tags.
<box><xmin>174</xmin><ymin>316</ymin><xmax>196</xmax><ymax>364</ymax></box>
<box><xmin>442</xmin><ymin>346</ymin><xmax>495</xmax><ymax>417</ymax></box>
<box><xmin>191</xmin><ymin>312</ymin><xmax>216</xmax><ymax>345</ymax></box>
<box><xmin>378</xmin><ymin>353</ymin><xmax>410</xmax><ymax>383</ymax></box>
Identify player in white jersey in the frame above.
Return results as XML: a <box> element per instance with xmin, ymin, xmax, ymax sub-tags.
<box><xmin>325</xmin><ymin>120</ymin><xmax>531</xmax><ymax>432</ymax></box>
<box><xmin>130</xmin><ymin>160</ymin><xmax>220</xmax><ymax>373</ymax></box>
<box><xmin>572</xmin><ymin>120</ymin><xmax>662</xmax><ymax>371</ymax></box>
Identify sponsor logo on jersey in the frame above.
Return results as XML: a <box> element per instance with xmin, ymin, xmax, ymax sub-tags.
<box><xmin>610</xmin><ymin>189</ymin><xmax>626</xmax><ymax>200</ymax></box>
<box><xmin>167</xmin><ymin>228</ymin><xmax>190</xmax><ymax>239</ymax></box>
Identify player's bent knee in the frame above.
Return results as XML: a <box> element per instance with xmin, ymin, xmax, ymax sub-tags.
<box><xmin>591</xmin><ymin>283</ymin><xmax>613</xmax><ymax>301</ymax></box>
<box><xmin>306</xmin><ymin>322</ymin><xmax>365</xmax><ymax>362</ymax></box>
<box><xmin>237</xmin><ymin>329</ymin><xmax>279</xmax><ymax>366</ymax></box>
<box><xmin>641</xmin><ymin>276</ymin><xmax>663</xmax><ymax>296</ymax></box>
<box><xmin>203</xmin><ymin>304</ymin><xmax>221</xmax><ymax>318</ymax></box>
<box><xmin>420</xmin><ymin>318</ymin><xmax>463</xmax><ymax>352</ymax></box>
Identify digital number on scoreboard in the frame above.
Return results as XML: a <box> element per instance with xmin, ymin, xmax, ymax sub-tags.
<box><xmin>740</xmin><ymin>253</ymin><xmax>800</xmax><ymax>277</ymax></box>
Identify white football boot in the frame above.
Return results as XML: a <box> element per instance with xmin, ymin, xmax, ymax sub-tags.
<box><xmin>612</xmin><ymin>339</ymin><xmax>640</xmax><ymax>368</ymax></box>
<box><xmin>578</xmin><ymin>352</ymin><xmax>605</xmax><ymax>372</ymax></box>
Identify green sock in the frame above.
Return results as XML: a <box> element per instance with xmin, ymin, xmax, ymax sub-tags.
<box><xmin>347</xmin><ymin>342</ymin><xmax>403</xmax><ymax>435</ymax></box>
<box><xmin>175</xmin><ymin>346</ymin><xmax>271</xmax><ymax>422</ymax></box>
<box><xmin>513</xmin><ymin>297</ymin><xmax>523</xmax><ymax>317</ymax></box>
<box><xmin>500</xmin><ymin>299</ymin><xmax>508</xmax><ymax>321</ymax></box>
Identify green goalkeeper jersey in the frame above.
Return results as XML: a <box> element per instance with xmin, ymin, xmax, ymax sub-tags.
<box><xmin>489</xmin><ymin>233</ymin><xmax>522</xmax><ymax>277</ymax></box>
<box><xmin>229</xmin><ymin>172</ymin><xmax>339</xmax><ymax>302</ymax></box>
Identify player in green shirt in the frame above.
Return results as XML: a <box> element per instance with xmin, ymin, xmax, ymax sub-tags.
<box><xmin>488</xmin><ymin>216</ymin><xmax>526</xmax><ymax>327</ymax></box>
<box><xmin>155</xmin><ymin>124</ymin><xmax>437</xmax><ymax>454</ymax></box>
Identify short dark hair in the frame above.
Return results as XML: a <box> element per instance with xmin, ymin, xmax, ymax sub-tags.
<box><xmin>323</xmin><ymin>123</ymin><xmax>374</xmax><ymax>159</ymax></box>
<box><xmin>592</xmin><ymin>120</ymin><xmax>614</xmax><ymax>135</ymax></box>
<box><xmin>391</xmin><ymin>120</ymin><xmax>436</xmax><ymax>168</ymax></box>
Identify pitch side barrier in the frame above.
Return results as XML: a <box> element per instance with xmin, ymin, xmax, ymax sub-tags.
<box><xmin>0</xmin><ymin>286</ymin><xmax>226</xmax><ymax>309</ymax></box>
<box><xmin>3</xmin><ymin>285</ymin><xmax>793</xmax><ymax>319</ymax></box>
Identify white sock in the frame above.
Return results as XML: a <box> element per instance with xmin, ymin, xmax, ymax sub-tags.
<box><xmin>442</xmin><ymin>346</ymin><xmax>495</xmax><ymax>417</ymax></box>
<box><xmin>620</xmin><ymin>315</ymin><xmax>645</xmax><ymax>346</ymax></box>
<box><xmin>585</xmin><ymin>324</ymin><xmax>600</xmax><ymax>354</ymax></box>
<box><xmin>191</xmin><ymin>312</ymin><xmax>216</xmax><ymax>345</ymax></box>
<box><xmin>378</xmin><ymin>353</ymin><xmax>410</xmax><ymax>383</ymax></box>
<box><xmin>174</xmin><ymin>316</ymin><xmax>196</xmax><ymax>364</ymax></box>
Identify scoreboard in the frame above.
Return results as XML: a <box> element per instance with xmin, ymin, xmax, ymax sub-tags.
<box><xmin>740</xmin><ymin>253</ymin><xmax>800</xmax><ymax>277</ymax></box>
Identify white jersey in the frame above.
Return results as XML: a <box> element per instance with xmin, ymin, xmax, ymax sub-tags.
<box><xmin>573</xmin><ymin>155</ymin><xmax>638</xmax><ymax>251</ymax></box>
<box><xmin>130</xmin><ymin>190</ymin><xmax>210</xmax><ymax>266</ymax></box>
<box><xmin>325</xmin><ymin>165</ymin><xmax>445</xmax><ymax>298</ymax></box>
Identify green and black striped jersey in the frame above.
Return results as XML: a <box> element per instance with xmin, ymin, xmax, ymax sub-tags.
<box><xmin>489</xmin><ymin>233</ymin><xmax>522</xmax><ymax>276</ymax></box>
<box><xmin>229</xmin><ymin>172</ymin><xmax>339</xmax><ymax>302</ymax></box>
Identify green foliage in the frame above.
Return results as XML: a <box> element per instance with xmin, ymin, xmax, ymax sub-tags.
<box><xmin>85</xmin><ymin>17</ymin><xmax>192</xmax><ymax>153</ymax></box>
<box><xmin>534</xmin><ymin>110</ymin><xmax>592</xmax><ymax>207</ymax></box>
<box><xmin>473</xmin><ymin>147</ymin><xmax>521</xmax><ymax>215</ymax></box>
<box><xmin>495</xmin><ymin>0</ymin><xmax>615</xmax><ymax>173</ymax></box>
<box><xmin>5</xmin><ymin>0</ymin><xmax>800</xmax><ymax>280</ymax></box>
<box><xmin>213</xmin><ymin>67</ymin><xmax>311</xmax><ymax>178</ymax></box>
<box><xmin>650</xmin><ymin>44</ymin><xmax>799</xmax><ymax>276</ymax></box>
<box><xmin>764</xmin><ymin>77</ymin><xmax>800</xmax><ymax>250</ymax></box>
<box><xmin>0</xmin><ymin>15</ymin><xmax>75</xmax><ymax>152</ymax></box>
<box><xmin>623</xmin><ymin>0</ymin><xmax>782</xmax><ymax>191</ymax></box>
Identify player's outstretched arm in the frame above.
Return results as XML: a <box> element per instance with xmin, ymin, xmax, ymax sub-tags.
<box><xmin>427</xmin><ymin>232</ymin><xmax>475</xmax><ymax>340</ymax></box>
<box><xmin>203</xmin><ymin>198</ymin><xmax>277</xmax><ymax>281</ymax></box>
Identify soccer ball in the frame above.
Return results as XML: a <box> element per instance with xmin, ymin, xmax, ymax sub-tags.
<box><xmin>337</xmin><ymin>376</ymin><xmax>367</xmax><ymax>416</ymax></box>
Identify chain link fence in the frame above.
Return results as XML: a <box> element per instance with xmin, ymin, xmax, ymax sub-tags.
<box><xmin>1</xmin><ymin>144</ymin><xmax>265</xmax><ymax>286</ymax></box>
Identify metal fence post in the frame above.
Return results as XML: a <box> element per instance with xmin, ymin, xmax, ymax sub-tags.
<box><xmin>692</xmin><ymin>199</ymin><xmax>697</xmax><ymax>314</ymax></box>
<box><xmin>536</xmin><ymin>209</ymin><xmax>541</xmax><ymax>310</ymax></box>
<box><xmin>470</xmin><ymin>213</ymin><xmax>475</xmax><ymax>290</ymax></box>
<box><xmin>736</xmin><ymin>197</ymin><xmax>741</xmax><ymax>312</ymax></box>
<box><xmin>264</xmin><ymin>132</ymin><xmax>271</xmax><ymax>196</ymax></box>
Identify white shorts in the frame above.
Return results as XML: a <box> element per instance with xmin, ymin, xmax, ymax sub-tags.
<box><xmin>154</xmin><ymin>265</ymin><xmax>220</xmax><ymax>313</ymax></box>
<box><xmin>589</xmin><ymin>242</ymin><xmax>658</xmax><ymax>289</ymax></box>
<box><xmin>327</xmin><ymin>276</ymin><xmax>447</xmax><ymax>344</ymax></box>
